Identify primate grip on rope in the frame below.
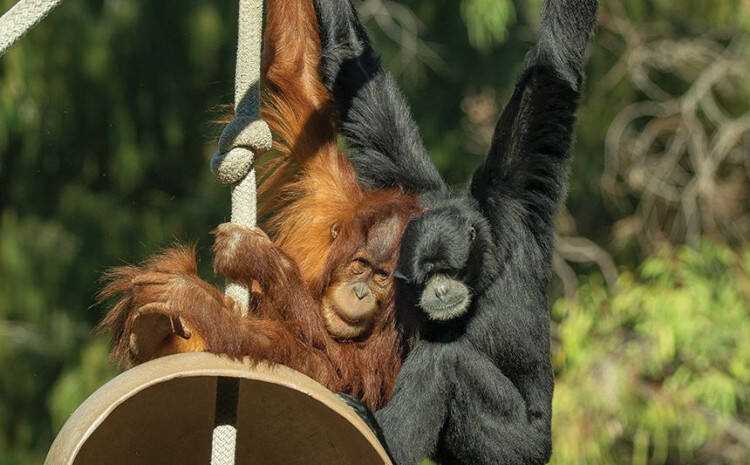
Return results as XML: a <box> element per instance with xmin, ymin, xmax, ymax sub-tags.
<box><xmin>98</xmin><ymin>0</ymin><xmax>419</xmax><ymax>413</ymax></box>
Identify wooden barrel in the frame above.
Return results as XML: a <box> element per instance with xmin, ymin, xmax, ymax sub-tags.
<box><xmin>44</xmin><ymin>352</ymin><xmax>392</xmax><ymax>465</ymax></box>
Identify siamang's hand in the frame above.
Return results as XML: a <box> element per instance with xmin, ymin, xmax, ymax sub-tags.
<box><xmin>313</xmin><ymin>0</ymin><xmax>375</xmax><ymax>92</ymax></box>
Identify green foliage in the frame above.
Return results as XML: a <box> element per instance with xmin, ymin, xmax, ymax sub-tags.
<box><xmin>0</xmin><ymin>212</ymin><xmax>84</xmax><ymax>465</ymax></box>
<box><xmin>552</xmin><ymin>243</ymin><xmax>750</xmax><ymax>465</ymax></box>
<box><xmin>460</xmin><ymin>0</ymin><xmax>516</xmax><ymax>51</ymax></box>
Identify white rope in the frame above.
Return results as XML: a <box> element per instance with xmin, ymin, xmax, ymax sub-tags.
<box><xmin>211</xmin><ymin>425</ymin><xmax>238</xmax><ymax>465</ymax></box>
<box><xmin>0</xmin><ymin>0</ymin><xmax>62</xmax><ymax>56</ymax></box>
<box><xmin>211</xmin><ymin>1</ymin><xmax>269</xmax><ymax>464</ymax></box>
<box><xmin>211</xmin><ymin>0</ymin><xmax>272</xmax><ymax>315</ymax></box>
<box><xmin>211</xmin><ymin>377</ymin><xmax>241</xmax><ymax>465</ymax></box>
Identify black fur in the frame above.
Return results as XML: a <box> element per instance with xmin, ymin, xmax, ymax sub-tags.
<box><xmin>315</xmin><ymin>1</ymin><xmax>598</xmax><ymax>464</ymax></box>
<box><xmin>314</xmin><ymin>0</ymin><xmax>446</xmax><ymax>195</ymax></box>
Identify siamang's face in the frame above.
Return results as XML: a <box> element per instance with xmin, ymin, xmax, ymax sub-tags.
<box><xmin>321</xmin><ymin>214</ymin><xmax>403</xmax><ymax>340</ymax></box>
<box><xmin>396</xmin><ymin>200</ymin><xmax>495</xmax><ymax>321</ymax></box>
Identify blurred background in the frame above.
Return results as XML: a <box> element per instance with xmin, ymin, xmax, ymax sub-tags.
<box><xmin>1</xmin><ymin>0</ymin><xmax>749</xmax><ymax>464</ymax></box>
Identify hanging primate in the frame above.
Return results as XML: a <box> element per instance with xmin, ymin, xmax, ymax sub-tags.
<box><xmin>98</xmin><ymin>0</ymin><xmax>420</xmax><ymax>411</ymax></box>
<box><xmin>314</xmin><ymin>0</ymin><xmax>598</xmax><ymax>463</ymax></box>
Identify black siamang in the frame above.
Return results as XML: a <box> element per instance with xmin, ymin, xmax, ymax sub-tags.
<box><xmin>315</xmin><ymin>0</ymin><xmax>599</xmax><ymax>464</ymax></box>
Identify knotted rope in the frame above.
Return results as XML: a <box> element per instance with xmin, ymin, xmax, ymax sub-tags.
<box><xmin>210</xmin><ymin>1</ymin><xmax>270</xmax><ymax>464</ymax></box>
<box><xmin>211</xmin><ymin>0</ymin><xmax>272</xmax><ymax>314</ymax></box>
<box><xmin>0</xmin><ymin>0</ymin><xmax>63</xmax><ymax>56</ymax></box>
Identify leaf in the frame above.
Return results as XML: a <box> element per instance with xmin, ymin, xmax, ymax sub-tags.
<box><xmin>460</xmin><ymin>0</ymin><xmax>516</xmax><ymax>51</ymax></box>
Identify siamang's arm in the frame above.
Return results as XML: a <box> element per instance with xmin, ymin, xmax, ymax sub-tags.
<box><xmin>374</xmin><ymin>343</ymin><xmax>451</xmax><ymax>465</ymax></box>
<box><xmin>470</xmin><ymin>0</ymin><xmax>598</xmax><ymax>243</ymax></box>
<box><xmin>446</xmin><ymin>360</ymin><xmax>552</xmax><ymax>465</ymax></box>
<box><xmin>313</xmin><ymin>0</ymin><xmax>445</xmax><ymax>195</ymax></box>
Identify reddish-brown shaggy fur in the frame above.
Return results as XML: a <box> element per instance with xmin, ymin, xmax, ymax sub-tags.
<box><xmin>98</xmin><ymin>0</ymin><xmax>419</xmax><ymax>410</ymax></box>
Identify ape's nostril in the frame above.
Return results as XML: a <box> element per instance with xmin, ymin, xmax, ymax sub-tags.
<box><xmin>353</xmin><ymin>282</ymin><xmax>369</xmax><ymax>300</ymax></box>
<box><xmin>435</xmin><ymin>284</ymin><xmax>449</xmax><ymax>301</ymax></box>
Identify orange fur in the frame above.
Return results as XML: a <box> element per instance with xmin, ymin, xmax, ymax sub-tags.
<box><xmin>257</xmin><ymin>0</ymin><xmax>367</xmax><ymax>284</ymax></box>
<box><xmin>98</xmin><ymin>0</ymin><xmax>420</xmax><ymax>410</ymax></box>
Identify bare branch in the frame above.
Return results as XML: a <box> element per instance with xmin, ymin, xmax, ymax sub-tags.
<box><xmin>356</xmin><ymin>0</ymin><xmax>443</xmax><ymax>74</ymax></box>
<box><xmin>600</xmin><ymin>5</ymin><xmax>750</xmax><ymax>247</ymax></box>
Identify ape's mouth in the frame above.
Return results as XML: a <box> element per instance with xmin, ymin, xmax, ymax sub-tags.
<box><xmin>418</xmin><ymin>274</ymin><xmax>472</xmax><ymax>321</ymax></box>
<box><xmin>420</xmin><ymin>297</ymin><xmax>471</xmax><ymax>321</ymax></box>
<box><xmin>333</xmin><ymin>304</ymin><xmax>369</xmax><ymax>325</ymax></box>
<box><xmin>321</xmin><ymin>299</ymin><xmax>371</xmax><ymax>340</ymax></box>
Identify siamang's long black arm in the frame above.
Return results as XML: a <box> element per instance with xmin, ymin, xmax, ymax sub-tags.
<box><xmin>377</xmin><ymin>343</ymin><xmax>553</xmax><ymax>465</ymax></box>
<box><xmin>445</xmin><ymin>356</ymin><xmax>552</xmax><ymax>465</ymax></box>
<box><xmin>374</xmin><ymin>343</ymin><xmax>450</xmax><ymax>465</ymax></box>
<box><xmin>471</xmin><ymin>0</ymin><xmax>598</xmax><ymax>241</ymax></box>
<box><xmin>314</xmin><ymin>0</ymin><xmax>446</xmax><ymax>194</ymax></box>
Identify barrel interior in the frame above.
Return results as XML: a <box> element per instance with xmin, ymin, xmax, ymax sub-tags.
<box><xmin>73</xmin><ymin>376</ymin><xmax>384</xmax><ymax>465</ymax></box>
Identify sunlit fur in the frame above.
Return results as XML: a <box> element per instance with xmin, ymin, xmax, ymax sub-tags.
<box><xmin>97</xmin><ymin>0</ymin><xmax>419</xmax><ymax>410</ymax></box>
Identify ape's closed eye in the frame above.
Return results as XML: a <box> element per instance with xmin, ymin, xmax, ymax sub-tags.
<box><xmin>351</xmin><ymin>258</ymin><xmax>369</xmax><ymax>274</ymax></box>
